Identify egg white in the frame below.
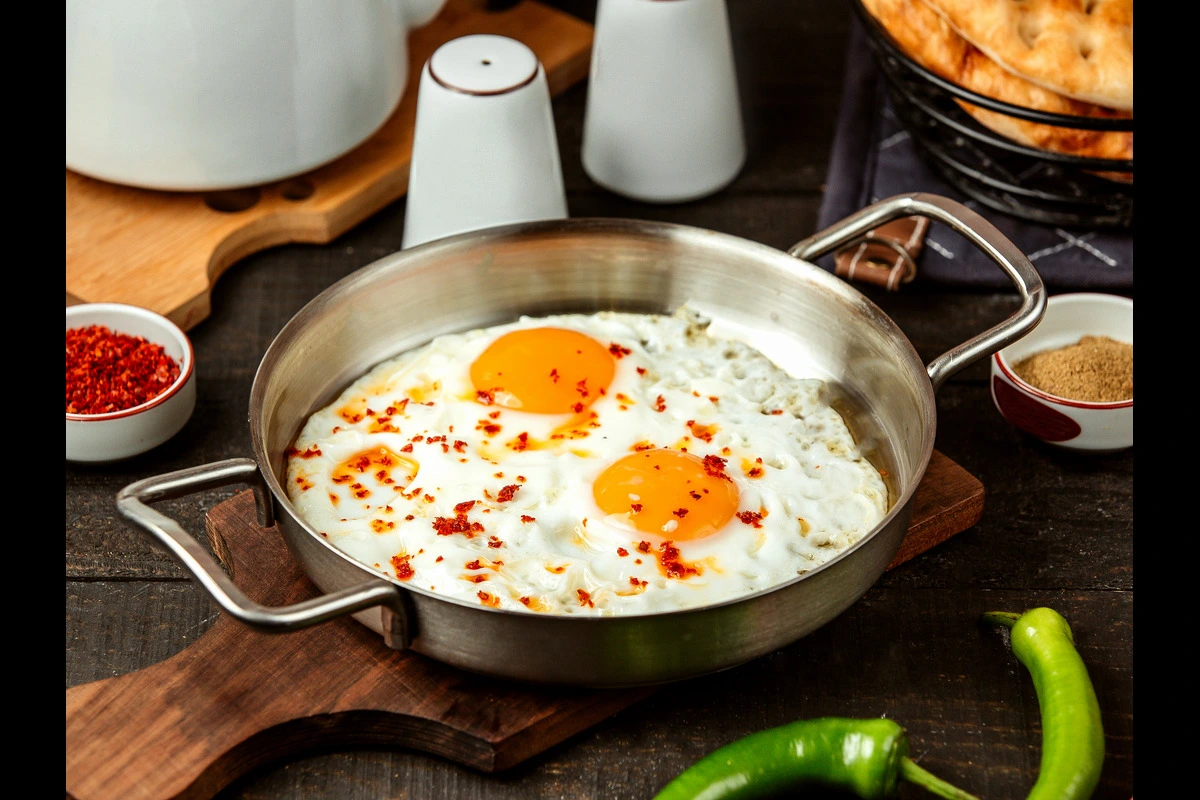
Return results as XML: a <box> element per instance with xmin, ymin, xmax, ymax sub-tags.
<box><xmin>285</xmin><ymin>307</ymin><xmax>889</xmax><ymax>615</ymax></box>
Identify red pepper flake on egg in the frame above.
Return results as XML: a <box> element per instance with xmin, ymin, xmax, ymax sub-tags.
<box><xmin>476</xmin><ymin>389</ymin><xmax>495</xmax><ymax>405</ymax></box>
<box><xmin>630</xmin><ymin>503</ymin><xmax>643</xmax><ymax>513</ymax></box>
<box><xmin>737</xmin><ymin>509</ymin><xmax>766</xmax><ymax>528</ymax></box>
<box><xmin>465</xmin><ymin>559</ymin><xmax>483</xmax><ymax>570</ymax></box>
<box><xmin>520</xmin><ymin>515</ymin><xmax>536</xmax><ymax>523</ymax></box>
<box><xmin>488</xmin><ymin>536</ymin><xmax>505</xmax><ymax>547</ymax></box>
<box><xmin>654</xmin><ymin>395</ymin><xmax>667</xmax><ymax>412</ymax></box>
<box><xmin>432</xmin><ymin>512</ymin><xmax>484</xmax><ymax>538</ymax></box>
<box><xmin>497</xmin><ymin>484</ymin><xmax>521</xmax><ymax>502</ymax></box>
<box><xmin>702</xmin><ymin>454</ymin><xmax>732</xmax><ymax>481</ymax></box>
<box><xmin>510</xmin><ymin>432</ymin><xmax>529</xmax><ymax>451</ymax></box>
<box><xmin>391</xmin><ymin>554</ymin><xmax>414</xmax><ymax>581</ymax></box>
<box><xmin>637</xmin><ymin>541</ymin><xmax>652</xmax><ymax>553</ymax></box>
<box><xmin>658</xmin><ymin>540</ymin><xmax>701</xmax><ymax>579</ymax></box>
<box><xmin>577</xmin><ymin>589</ymin><xmax>595</xmax><ymax>608</ymax></box>
<box><xmin>608</xmin><ymin>343</ymin><xmax>631</xmax><ymax>358</ymax></box>
<box><xmin>477</xmin><ymin>591</ymin><xmax>500</xmax><ymax>607</ymax></box>
<box><xmin>285</xmin><ymin>445</ymin><xmax>322</xmax><ymax>459</ymax></box>
<box><xmin>617</xmin><ymin>547</ymin><xmax>629</xmax><ymax>557</ymax></box>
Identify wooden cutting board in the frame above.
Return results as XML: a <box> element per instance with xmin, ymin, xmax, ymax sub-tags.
<box><xmin>64</xmin><ymin>450</ymin><xmax>983</xmax><ymax>800</ymax></box>
<box><xmin>63</xmin><ymin>0</ymin><xmax>594</xmax><ymax>332</ymax></box>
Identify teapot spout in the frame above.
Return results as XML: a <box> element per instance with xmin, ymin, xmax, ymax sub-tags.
<box><xmin>400</xmin><ymin>0</ymin><xmax>448</xmax><ymax>28</ymax></box>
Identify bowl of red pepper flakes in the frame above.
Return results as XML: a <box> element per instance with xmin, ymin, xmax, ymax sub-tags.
<box><xmin>66</xmin><ymin>303</ymin><xmax>196</xmax><ymax>462</ymax></box>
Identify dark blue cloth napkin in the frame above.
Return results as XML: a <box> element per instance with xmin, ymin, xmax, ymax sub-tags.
<box><xmin>815</xmin><ymin>17</ymin><xmax>1133</xmax><ymax>291</ymax></box>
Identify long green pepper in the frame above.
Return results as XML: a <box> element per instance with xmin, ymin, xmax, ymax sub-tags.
<box><xmin>984</xmin><ymin>608</ymin><xmax>1105</xmax><ymax>800</ymax></box>
<box><xmin>652</xmin><ymin>717</ymin><xmax>978</xmax><ymax>800</ymax></box>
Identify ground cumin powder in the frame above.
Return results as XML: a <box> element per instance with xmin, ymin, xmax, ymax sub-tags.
<box><xmin>1012</xmin><ymin>335</ymin><xmax>1132</xmax><ymax>402</ymax></box>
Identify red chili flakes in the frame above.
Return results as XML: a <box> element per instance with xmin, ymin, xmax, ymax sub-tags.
<box><xmin>636</xmin><ymin>367</ymin><xmax>647</xmax><ymax>376</ymax></box>
<box><xmin>285</xmin><ymin>445</ymin><xmax>322</xmax><ymax>459</ymax></box>
<box><xmin>370</xmin><ymin>519</ymin><xmax>395</xmax><ymax>533</ymax></box>
<box><xmin>519</xmin><ymin>596</ymin><xmax>532</xmax><ymax>606</ymax></box>
<box><xmin>577</xmin><ymin>589</ymin><xmax>595</xmax><ymax>608</ymax></box>
<box><xmin>452</xmin><ymin>440</ymin><xmax>468</xmax><ymax>453</ymax></box>
<box><xmin>520</xmin><ymin>515</ymin><xmax>536</xmax><ymax>523</ymax></box>
<box><xmin>477</xmin><ymin>591</ymin><xmax>500</xmax><ymax>607</ymax></box>
<box><xmin>768</xmin><ymin>409</ymin><xmax>785</xmax><ymax>415</ymax></box>
<box><xmin>637</xmin><ymin>541</ymin><xmax>652</xmax><ymax>553</ymax></box>
<box><xmin>702</xmin><ymin>454</ymin><xmax>732</xmax><ymax>481</ymax></box>
<box><xmin>746</xmin><ymin>457</ymin><xmax>765</xmax><ymax>479</ymax></box>
<box><xmin>686</xmin><ymin>420</ymin><xmax>718</xmax><ymax>443</ymax></box>
<box><xmin>653</xmin><ymin>395</ymin><xmax>667</xmax><ymax>412</ymax></box>
<box><xmin>391</xmin><ymin>554</ymin><xmax>414</xmax><ymax>581</ymax></box>
<box><xmin>454</xmin><ymin>500</ymin><xmax>477</xmax><ymax>514</ymax></box>
<box><xmin>630</xmin><ymin>503</ymin><xmax>643</xmax><ymax>513</ymax></box>
<box><xmin>469</xmin><ymin>574</ymin><xmax>488</xmax><ymax>583</ymax></box>
<box><xmin>66</xmin><ymin>324</ymin><xmax>182</xmax><ymax>415</ymax></box>
<box><xmin>404</xmin><ymin>514</ymin><xmax>414</xmax><ymax>521</ymax></box>
<box><xmin>399</xmin><ymin>443</ymin><xmax>414</xmax><ymax>453</ymax></box>
<box><xmin>572</xmin><ymin>401</ymin><xmax>585</xmax><ymax>413</ymax></box>
<box><xmin>575</xmin><ymin>379</ymin><xmax>589</xmax><ymax>398</ymax></box>
<box><xmin>432</xmin><ymin>512</ymin><xmax>485</xmax><ymax>538</ymax></box>
<box><xmin>549</xmin><ymin>368</ymin><xmax>560</xmax><ymax>383</ymax></box>
<box><xmin>330</xmin><ymin>494</ymin><xmax>339</xmax><ymax>505</ymax></box>
<box><xmin>423</xmin><ymin>494</ymin><xmax>436</xmax><ymax>503</ymax></box>
<box><xmin>608</xmin><ymin>343</ymin><xmax>632</xmax><ymax>358</ymax></box>
<box><xmin>476</xmin><ymin>390</ymin><xmax>495</xmax><ymax>405</ymax></box>
<box><xmin>709</xmin><ymin>396</ymin><xmax>719</xmax><ymax>403</ymax></box>
<box><xmin>673</xmin><ymin>508</ymin><xmax>689</xmax><ymax>518</ymax></box>
<box><xmin>435</xmin><ymin>555</ymin><xmax>444</xmax><ymax>562</ymax></box>
<box><xmin>497</xmin><ymin>484</ymin><xmax>520</xmax><ymax>502</ymax></box>
<box><xmin>659</xmin><ymin>540</ymin><xmax>700</xmax><ymax>579</ymax></box>
<box><xmin>632</xmin><ymin>441</ymin><xmax>655</xmax><ymax>452</ymax></box>
<box><xmin>617</xmin><ymin>547</ymin><xmax>629</xmax><ymax>557</ymax></box>
<box><xmin>737</xmin><ymin>510</ymin><xmax>766</xmax><ymax>528</ymax></box>
<box><xmin>477</xmin><ymin>420</ymin><xmax>502</xmax><ymax>436</ymax></box>
<box><xmin>629</xmin><ymin>576</ymin><xmax>648</xmax><ymax>589</ymax></box>
<box><xmin>465</xmin><ymin>559</ymin><xmax>484</xmax><ymax>570</ymax></box>
<box><xmin>488</xmin><ymin>410</ymin><xmax>501</xmax><ymax>419</ymax></box>
<box><xmin>488</xmin><ymin>536</ymin><xmax>504</xmax><ymax>548</ymax></box>
<box><xmin>516</xmin><ymin>475</ymin><xmax>526</xmax><ymax>483</ymax></box>
<box><xmin>352</xmin><ymin>484</ymin><xmax>371</xmax><ymax>499</ymax></box>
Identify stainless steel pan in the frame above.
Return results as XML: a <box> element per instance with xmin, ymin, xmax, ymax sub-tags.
<box><xmin>118</xmin><ymin>193</ymin><xmax>1044</xmax><ymax>687</ymax></box>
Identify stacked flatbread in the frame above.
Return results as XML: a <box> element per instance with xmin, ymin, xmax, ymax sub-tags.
<box><xmin>860</xmin><ymin>0</ymin><xmax>1132</xmax><ymax>181</ymax></box>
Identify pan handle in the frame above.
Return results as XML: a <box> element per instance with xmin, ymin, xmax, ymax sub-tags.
<box><xmin>116</xmin><ymin>458</ymin><xmax>413</xmax><ymax>649</ymax></box>
<box><xmin>788</xmin><ymin>192</ymin><xmax>1046</xmax><ymax>391</ymax></box>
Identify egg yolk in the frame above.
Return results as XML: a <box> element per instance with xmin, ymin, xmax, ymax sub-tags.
<box><xmin>470</xmin><ymin>328</ymin><xmax>615</xmax><ymax>414</ymax></box>
<box><xmin>593</xmin><ymin>449</ymin><xmax>739</xmax><ymax>541</ymax></box>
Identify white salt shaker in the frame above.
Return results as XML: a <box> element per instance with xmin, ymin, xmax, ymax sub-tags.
<box><xmin>581</xmin><ymin>0</ymin><xmax>746</xmax><ymax>203</ymax></box>
<box><xmin>402</xmin><ymin>35</ymin><xmax>568</xmax><ymax>249</ymax></box>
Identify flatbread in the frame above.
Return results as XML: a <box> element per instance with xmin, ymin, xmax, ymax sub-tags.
<box><xmin>860</xmin><ymin>0</ymin><xmax>1132</xmax><ymax>176</ymax></box>
<box><xmin>917</xmin><ymin>0</ymin><xmax>1132</xmax><ymax>110</ymax></box>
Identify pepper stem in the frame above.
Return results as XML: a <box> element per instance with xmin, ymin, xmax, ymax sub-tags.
<box><xmin>982</xmin><ymin>611</ymin><xmax>1021</xmax><ymax>629</ymax></box>
<box><xmin>899</xmin><ymin>757</ymin><xmax>981</xmax><ymax>800</ymax></box>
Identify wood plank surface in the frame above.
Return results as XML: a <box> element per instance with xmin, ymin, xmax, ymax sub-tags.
<box><xmin>65</xmin><ymin>1</ymin><xmax>1135</xmax><ymax>798</ymax></box>
<box><xmin>64</xmin><ymin>0</ymin><xmax>593</xmax><ymax>331</ymax></box>
<box><xmin>66</xmin><ymin>449</ymin><xmax>981</xmax><ymax>800</ymax></box>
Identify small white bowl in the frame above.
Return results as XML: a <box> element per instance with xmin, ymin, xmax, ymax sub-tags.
<box><xmin>66</xmin><ymin>303</ymin><xmax>197</xmax><ymax>463</ymax></box>
<box><xmin>991</xmin><ymin>293</ymin><xmax>1132</xmax><ymax>454</ymax></box>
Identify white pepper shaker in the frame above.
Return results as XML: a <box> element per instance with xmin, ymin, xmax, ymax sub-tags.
<box><xmin>403</xmin><ymin>35</ymin><xmax>568</xmax><ymax>249</ymax></box>
<box><xmin>581</xmin><ymin>0</ymin><xmax>747</xmax><ymax>203</ymax></box>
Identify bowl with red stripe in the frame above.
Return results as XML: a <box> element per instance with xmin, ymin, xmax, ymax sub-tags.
<box><xmin>991</xmin><ymin>293</ymin><xmax>1132</xmax><ymax>453</ymax></box>
<box><xmin>66</xmin><ymin>303</ymin><xmax>197</xmax><ymax>462</ymax></box>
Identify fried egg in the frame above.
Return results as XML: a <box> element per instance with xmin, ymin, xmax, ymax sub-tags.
<box><xmin>285</xmin><ymin>307</ymin><xmax>889</xmax><ymax>615</ymax></box>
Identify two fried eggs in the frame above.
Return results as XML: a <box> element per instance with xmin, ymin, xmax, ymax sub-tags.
<box><xmin>285</xmin><ymin>308</ymin><xmax>889</xmax><ymax>615</ymax></box>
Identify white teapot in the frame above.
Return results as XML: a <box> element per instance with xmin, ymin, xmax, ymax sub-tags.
<box><xmin>65</xmin><ymin>0</ymin><xmax>447</xmax><ymax>191</ymax></box>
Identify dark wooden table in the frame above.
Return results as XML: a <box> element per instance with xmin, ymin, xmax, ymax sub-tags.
<box><xmin>65</xmin><ymin>1</ymin><xmax>1133</xmax><ymax>798</ymax></box>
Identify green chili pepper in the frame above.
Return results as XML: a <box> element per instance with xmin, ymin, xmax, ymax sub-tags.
<box><xmin>652</xmin><ymin>716</ymin><xmax>979</xmax><ymax>800</ymax></box>
<box><xmin>984</xmin><ymin>608</ymin><xmax>1105</xmax><ymax>800</ymax></box>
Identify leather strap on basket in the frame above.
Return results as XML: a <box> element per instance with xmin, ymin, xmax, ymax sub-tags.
<box><xmin>833</xmin><ymin>216</ymin><xmax>929</xmax><ymax>290</ymax></box>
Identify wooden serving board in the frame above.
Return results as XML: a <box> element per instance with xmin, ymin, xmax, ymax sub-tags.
<box><xmin>64</xmin><ymin>0</ymin><xmax>594</xmax><ymax>332</ymax></box>
<box><xmin>65</xmin><ymin>450</ymin><xmax>983</xmax><ymax>800</ymax></box>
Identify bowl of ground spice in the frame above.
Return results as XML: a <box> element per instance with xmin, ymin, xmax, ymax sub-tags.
<box><xmin>66</xmin><ymin>303</ymin><xmax>196</xmax><ymax>462</ymax></box>
<box><xmin>991</xmin><ymin>293</ymin><xmax>1132</xmax><ymax>453</ymax></box>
